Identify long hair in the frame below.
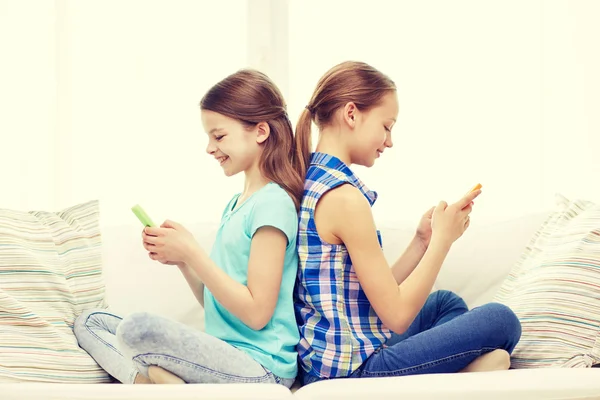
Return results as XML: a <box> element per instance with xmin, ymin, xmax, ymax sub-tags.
<box><xmin>200</xmin><ymin>69</ymin><xmax>304</xmax><ymax>210</ymax></box>
<box><xmin>293</xmin><ymin>61</ymin><xmax>397</xmax><ymax>177</ymax></box>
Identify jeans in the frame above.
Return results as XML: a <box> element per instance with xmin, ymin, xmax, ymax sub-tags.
<box><xmin>302</xmin><ymin>290</ymin><xmax>521</xmax><ymax>385</ymax></box>
<box><xmin>73</xmin><ymin>309</ymin><xmax>295</xmax><ymax>387</ymax></box>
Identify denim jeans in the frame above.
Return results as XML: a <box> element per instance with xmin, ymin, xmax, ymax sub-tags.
<box><xmin>73</xmin><ymin>309</ymin><xmax>295</xmax><ymax>387</ymax></box>
<box><xmin>302</xmin><ymin>290</ymin><xmax>521</xmax><ymax>385</ymax></box>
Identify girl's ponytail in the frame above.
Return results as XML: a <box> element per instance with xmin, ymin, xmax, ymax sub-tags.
<box><xmin>294</xmin><ymin>61</ymin><xmax>396</xmax><ymax>173</ymax></box>
<box><xmin>292</xmin><ymin>107</ymin><xmax>313</xmax><ymax>182</ymax></box>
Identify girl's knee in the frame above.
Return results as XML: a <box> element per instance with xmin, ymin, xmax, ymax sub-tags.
<box><xmin>116</xmin><ymin>311</ymin><xmax>162</xmax><ymax>349</ymax></box>
<box><xmin>435</xmin><ymin>289</ymin><xmax>461</xmax><ymax>300</ymax></box>
<box><xmin>116</xmin><ymin>312</ymin><xmax>146</xmax><ymax>346</ymax></box>
<box><xmin>480</xmin><ymin>302</ymin><xmax>522</xmax><ymax>347</ymax></box>
<box><xmin>433</xmin><ymin>290</ymin><xmax>467</xmax><ymax>310</ymax></box>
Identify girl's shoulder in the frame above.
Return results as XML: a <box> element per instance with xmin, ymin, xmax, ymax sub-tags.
<box><xmin>248</xmin><ymin>183</ymin><xmax>299</xmax><ymax>241</ymax></box>
<box><xmin>306</xmin><ymin>163</ymin><xmax>352</xmax><ymax>189</ymax></box>
<box><xmin>254</xmin><ymin>183</ymin><xmax>295</xmax><ymax>210</ymax></box>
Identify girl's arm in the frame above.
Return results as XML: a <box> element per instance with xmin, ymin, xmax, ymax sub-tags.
<box><xmin>390</xmin><ymin>238</ymin><xmax>427</xmax><ymax>285</ymax></box>
<box><xmin>183</xmin><ymin>226</ymin><xmax>286</xmax><ymax>331</ymax></box>
<box><xmin>178</xmin><ymin>264</ymin><xmax>205</xmax><ymax>307</ymax></box>
<box><xmin>316</xmin><ymin>184</ymin><xmax>477</xmax><ymax>334</ymax></box>
<box><xmin>152</xmin><ymin>257</ymin><xmax>205</xmax><ymax>307</ymax></box>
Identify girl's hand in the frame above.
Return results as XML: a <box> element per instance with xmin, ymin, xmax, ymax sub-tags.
<box><xmin>431</xmin><ymin>189</ymin><xmax>481</xmax><ymax>246</ymax></box>
<box><xmin>415</xmin><ymin>206</ymin><xmax>435</xmax><ymax>249</ymax></box>
<box><xmin>142</xmin><ymin>230</ymin><xmax>186</xmax><ymax>267</ymax></box>
<box><xmin>158</xmin><ymin>259</ymin><xmax>186</xmax><ymax>268</ymax></box>
<box><xmin>142</xmin><ymin>220</ymin><xmax>199</xmax><ymax>264</ymax></box>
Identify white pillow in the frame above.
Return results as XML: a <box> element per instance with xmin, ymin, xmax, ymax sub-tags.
<box><xmin>0</xmin><ymin>200</ymin><xmax>110</xmax><ymax>383</ymax></box>
<box><xmin>494</xmin><ymin>194</ymin><xmax>600</xmax><ymax>368</ymax></box>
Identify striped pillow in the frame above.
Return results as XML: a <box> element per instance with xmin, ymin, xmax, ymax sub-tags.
<box><xmin>494</xmin><ymin>194</ymin><xmax>600</xmax><ymax>368</ymax></box>
<box><xmin>0</xmin><ymin>200</ymin><xmax>111</xmax><ymax>382</ymax></box>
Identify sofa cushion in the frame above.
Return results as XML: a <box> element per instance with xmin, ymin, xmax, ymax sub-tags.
<box><xmin>100</xmin><ymin>221</ymin><xmax>219</xmax><ymax>332</ymax></box>
<box><xmin>377</xmin><ymin>213</ymin><xmax>550</xmax><ymax>307</ymax></box>
<box><xmin>292</xmin><ymin>368</ymin><xmax>600</xmax><ymax>400</ymax></box>
<box><xmin>435</xmin><ymin>212</ymin><xmax>550</xmax><ymax>307</ymax></box>
<box><xmin>494</xmin><ymin>194</ymin><xmax>600</xmax><ymax>368</ymax></box>
<box><xmin>0</xmin><ymin>200</ymin><xmax>110</xmax><ymax>382</ymax></box>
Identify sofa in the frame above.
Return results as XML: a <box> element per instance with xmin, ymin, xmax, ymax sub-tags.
<box><xmin>1</xmin><ymin>202</ymin><xmax>600</xmax><ymax>399</ymax></box>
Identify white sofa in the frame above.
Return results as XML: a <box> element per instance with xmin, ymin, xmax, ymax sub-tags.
<box><xmin>2</xmin><ymin>211</ymin><xmax>600</xmax><ymax>399</ymax></box>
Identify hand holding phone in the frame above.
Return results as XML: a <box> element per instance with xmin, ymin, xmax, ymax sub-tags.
<box><xmin>131</xmin><ymin>204</ymin><xmax>156</xmax><ymax>227</ymax></box>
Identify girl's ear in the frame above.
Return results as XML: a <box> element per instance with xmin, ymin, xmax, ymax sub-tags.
<box><xmin>256</xmin><ymin>121</ymin><xmax>270</xmax><ymax>144</ymax></box>
<box><xmin>342</xmin><ymin>102</ymin><xmax>358</xmax><ymax>129</ymax></box>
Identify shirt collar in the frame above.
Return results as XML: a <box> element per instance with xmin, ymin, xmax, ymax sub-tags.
<box><xmin>310</xmin><ymin>152</ymin><xmax>378</xmax><ymax>206</ymax></box>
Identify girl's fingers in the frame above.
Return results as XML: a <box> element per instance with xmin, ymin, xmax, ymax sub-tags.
<box><xmin>458</xmin><ymin>189</ymin><xmax>481</xmax><ymax>209</ymax></box>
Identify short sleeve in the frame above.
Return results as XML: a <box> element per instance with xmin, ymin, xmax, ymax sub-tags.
<box><xmin>248</xmin><ymin>189</ymin><xmax>298</xmax><ymax>245</ymax></box>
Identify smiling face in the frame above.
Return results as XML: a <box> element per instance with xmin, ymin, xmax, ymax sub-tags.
<box><xmin>349</xmin><ymin>91</ymin><xmax>399</xmax><ymax>167</ymax></box>
<box><xmin>201</xmin><ymin>109</ymin><xmax>263</xmax><ymax>177</ymax></box>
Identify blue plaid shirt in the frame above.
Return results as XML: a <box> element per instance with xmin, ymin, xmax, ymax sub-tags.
<box><xmin>294</xmin><ymin>152</ymin><xmax>392</xmax><ymax>379</ymax></box>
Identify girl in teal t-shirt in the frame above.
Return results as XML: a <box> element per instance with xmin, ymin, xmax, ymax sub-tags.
<box><xmin>73</xmin><ymin>70</ymin><xmax>303</xmax><ymax>387</ymax></box>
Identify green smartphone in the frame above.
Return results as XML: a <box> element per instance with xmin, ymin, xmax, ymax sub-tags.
<box><xmin>131</xmin><ymin>204</ymin><xmax>156</xmax><ymax>227</ymax></box>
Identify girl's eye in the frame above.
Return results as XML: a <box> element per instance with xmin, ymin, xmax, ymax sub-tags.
<box><xmin>215</xmin><ymin>135</ymin><xmax>224</xmax><ymax>141</ymax></box>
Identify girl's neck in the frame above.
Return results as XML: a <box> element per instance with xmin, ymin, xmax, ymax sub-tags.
<box><xmin>241</xmin><ymin>162</ymin><xmax>270</xmax><ymax>199</ymax></box>
<box><xmin>315</xmin><ymin>128</ymin><xmax>352</xmax><ymax>166</ymax></box>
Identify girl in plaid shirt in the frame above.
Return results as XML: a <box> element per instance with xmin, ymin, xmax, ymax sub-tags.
<box><xmin>292</xmin><ymin>61</ymin><xmax>522</xmax><ymax>385</ymax></box>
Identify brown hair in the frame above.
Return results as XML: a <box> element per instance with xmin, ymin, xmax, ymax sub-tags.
<box><xmin>293</xmin><ymin>61</ymin><xmax>397</xmax><ymax>177</ymax></box>
<box><xmin>200</xmin><ymin>69</ymin><xmax>304</xmax><ymax>210</ymax></box>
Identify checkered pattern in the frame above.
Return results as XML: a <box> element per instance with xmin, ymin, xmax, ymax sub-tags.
<box><xmin>294</xmin><ymin>152</ymin><xmax>392</xmax><ymax>379</ymax></box>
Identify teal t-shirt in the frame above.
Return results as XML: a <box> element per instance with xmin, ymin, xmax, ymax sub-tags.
<box><xmin>204</xmin><ymin>182</ymin><xmax>300</xmax><ymax>379</ymax></box>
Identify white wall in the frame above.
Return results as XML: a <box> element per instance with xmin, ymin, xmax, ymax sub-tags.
<box><xmin>0</xmin><ymin>2</ymin><xmax>56</xmax><ymax>210</ymax></box>
<box><xmin>289</xmin><ymin>0</ymin><xmax>599</xmax><ymax>226</ymax></box>
<box><xmin>541</xmin><ymin>0</ymin><xmax>600</xmax><ymax>206</ymax></box>
<box><xmin>1</xmin><ymin>0</ymin><xmax>598</xmax><ymax>230</ymax></box>
<box><xmin>53</xmin><ymin>0</ymin><xmax>248</xmax><ymax>228</ymax></box>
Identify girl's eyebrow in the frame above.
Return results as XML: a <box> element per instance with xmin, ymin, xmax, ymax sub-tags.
<box><xmin>208</xmin><ymin>128</ymin><xmax>225</xmax><ymax>135</ymax></box>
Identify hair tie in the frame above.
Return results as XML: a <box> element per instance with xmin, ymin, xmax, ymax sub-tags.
<box><xmin>305</xmin><ymin>105</ymin><xmax>315</xmax><ymax>114</ymax></box>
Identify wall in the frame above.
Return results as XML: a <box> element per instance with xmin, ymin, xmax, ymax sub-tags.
<box><xmin>1</xmin><ymin>0</ymin><xmax>598</xmax><ymax>230</ymax></box>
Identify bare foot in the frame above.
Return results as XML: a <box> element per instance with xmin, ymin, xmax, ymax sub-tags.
<box><xmin>461</xmin><ymin>349</ymin><xmax>510</xmax><ymax>373</ymax></box>
<box><xmin>148</xmin><ymin>366</ymin><xmax>186</xmax><ymax>384</ymax></box>
<box><xmin>134</xmin><ymin>373</ymin><xmax>152</xmax><ymax>384</ymax></box>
